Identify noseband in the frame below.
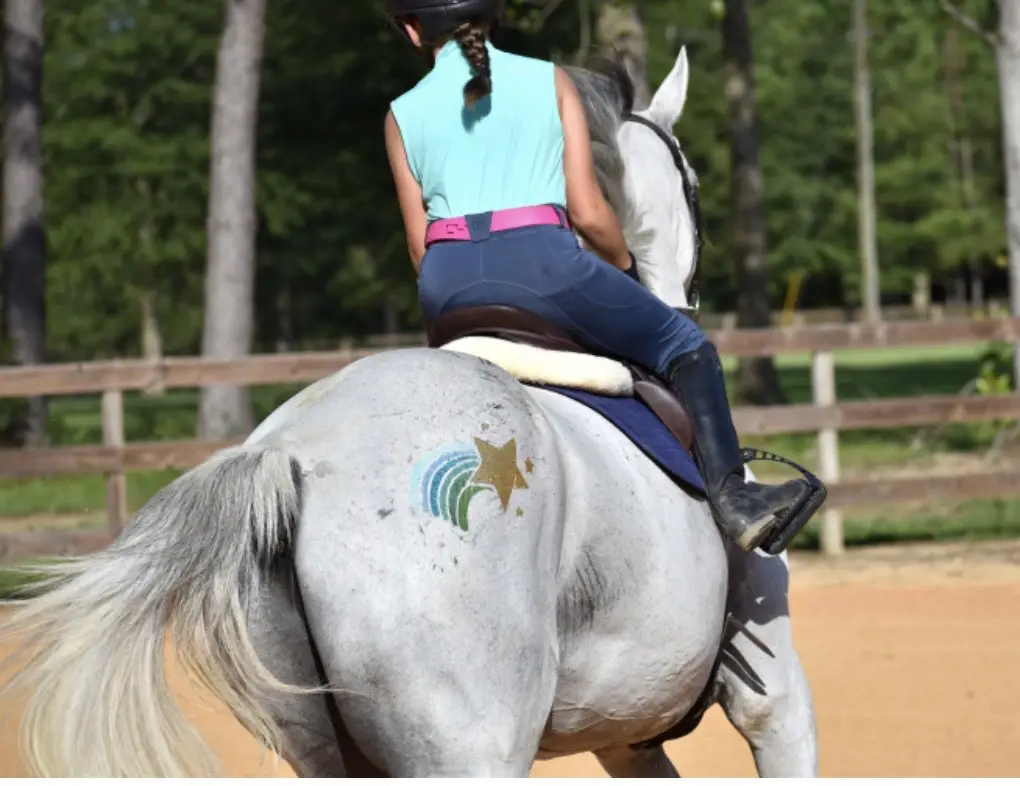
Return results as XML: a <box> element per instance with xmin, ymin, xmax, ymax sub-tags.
<box><xmin>622</xmin><ymin>113</ymin><xmax>704</xmax><ymax>320</ymax></box>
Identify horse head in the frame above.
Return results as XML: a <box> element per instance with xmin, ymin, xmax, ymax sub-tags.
<box><xmin>568</xmin><ymin>48</ymin><xmax>703</xmax><ymax>314</ymax></box>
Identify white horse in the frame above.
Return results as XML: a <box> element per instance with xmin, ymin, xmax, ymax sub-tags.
<box><xmin>0</xmin><ymin>49</ymin><xmax>817</xmax><ymax>777</ymax></box>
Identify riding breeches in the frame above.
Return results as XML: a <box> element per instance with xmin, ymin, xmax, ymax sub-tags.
<box><xmin>416</xmin><ymin>223</ymin><xmax>705</xmax><ymax>377</ymax></box>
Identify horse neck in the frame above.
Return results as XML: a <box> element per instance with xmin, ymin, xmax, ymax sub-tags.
<box><xmin>626</xmin><ymin>188</ymin><xmax>697</xmax><ymax>310</ymax></box>
<box><xmin>616</xmin><ymin>125</ymin><xmax>698</xmax><ymax>311</ymax></box>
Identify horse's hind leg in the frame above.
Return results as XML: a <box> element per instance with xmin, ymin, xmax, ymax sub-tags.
<box><xmin>246</xmin><ymin>568</ymin><xmax>376</xmax><ymax>777</ymax></box>
<box><xmin>296</xmin><ymin>547</ymin><xmax>558</xmax><ymax>777</ymax></box>
<box><xmin>717</xmin><ymin>546</ymin><xmax>818</xmax><ymax>777</ymax></box>
<box><xmin>313</xmin><ymin>634</ymin><xmax>553</xmax><ymax>777</ymax></box>
<box><xmin>596</xmin><ymin>744</ymin><xmax>680</xmax><ymax>777</ymax></box>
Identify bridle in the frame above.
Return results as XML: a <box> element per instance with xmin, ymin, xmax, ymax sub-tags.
<box><xmin>622</xmin><ymin>112</ymin><xmax>704</xmax><ymax>320</ymax></box>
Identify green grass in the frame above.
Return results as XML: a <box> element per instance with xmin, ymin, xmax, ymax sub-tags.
<box><xmin>0</xmin><ymin>566</ymin><xmax>32</xmax><ymax>597</ymax></box>
<box><xmin>720</xmin><ymin>341</ymin><xmax>988</xmax><ymax>402</ymax></box>
<box><xmin>0</xmin><ymin>470</ymin><xmax>181</xmax><ymax>519</ymax></box>
<box><xmin>0</xmin><ymin>561</ymin><xmax>53</xmax><ymax>599</ymax></box>
<box><xmin>793</xmin><ymin>497</ymin><xmax>1020</xmax><ymax>550</ymax></box>
<box><xmin>44</xmin><ymin>385</ymin><xmax>306</xmax><ymax>447</ymax></box>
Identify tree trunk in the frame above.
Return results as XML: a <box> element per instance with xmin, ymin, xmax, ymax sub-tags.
<box><xmin>2</xmin><ymin>0</ymin><xmax>47</xmax><ymax>447</ymax></box>
<box><xmin>274</xmin><ymin>283</ymin><xmax>292</xmax><ymax>352</ymax></box>
<box><xmin>853</xmin><ymin>0</ymin><xmax>881</xmax><ymax>324</ymax></box>
<box><xmin>721</xmin><ymin>0</ymin><xmax>785</xmax><ymax>405</ymax></box>
<box><xmin>574</xmin><ymin>0</ymin><xmax>593</xmax><ymax>65</ymax></box>
<box><xmin>961</xmin><ymin>132</ymin><xmax>984</xmax><ymax>311</ymax></box>
<box><xmin>945</xmin><ymin>25</ymin><xmax>984</xmax><ymax>313</ymax></box>
<box><xmin>198</xmin><ymin>0</ymin><xmax>267</xmax><ymax>438</ymax></box>
<box><xmin>139</xmin><ymin>288</ymin><xmax>165</xmax><ymax>396</ymax></box>
<box><xmin>912</xmin><ymin>271</ymin><xmax>931</xmax><ymax>318</ymax></box>
<box><xmin>998</xmin><ymin>0</ymin><xmax>1020</xmax><ymax>387</ymax></box>
<box><xmin>136</xmin><ymin>184</ymin><xmax>165</xmax><ymax>396</ymax></box>
<box><xmin>970</xmin><ymin>261</ymin><xmax>985</xmax><ymax>312</ymax></box>
<box><xmin>952</xmin><ymin>273</ymin><xmax>967</xmax><ymax>305</ymax></box>
<box><xmin>596</xmin><ymin>1</ymin><xmax>651</xmax><ymax>108</ymax></box>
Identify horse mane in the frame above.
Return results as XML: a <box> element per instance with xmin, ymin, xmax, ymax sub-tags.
<box><xmin>564</xmin><ymin>58</ymin><xmax>652</xmax><ymax>256</ymax></box>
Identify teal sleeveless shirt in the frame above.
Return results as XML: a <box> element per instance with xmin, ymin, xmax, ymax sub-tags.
<box><xmin>390</xmin><ymin>40</ymin><xmax>566</xmax><ymax>221</ymax></box>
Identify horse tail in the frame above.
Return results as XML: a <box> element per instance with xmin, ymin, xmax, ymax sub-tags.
<box><xmin>0</xmin><ymin>444</ymin><xmax>314</xmax><ymax>777</ymax></box>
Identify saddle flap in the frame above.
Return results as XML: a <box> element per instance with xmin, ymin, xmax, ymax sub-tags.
<box><xmin>632</xmin><ymin>379</ymin><xmax>694</xmax><ymax>451</ymax></box>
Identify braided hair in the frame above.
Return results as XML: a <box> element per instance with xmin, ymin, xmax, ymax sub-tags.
<box><xmin>453</xmin><ymin>21</ymin><xmax>492</xmax><ymax>107</ymax></box>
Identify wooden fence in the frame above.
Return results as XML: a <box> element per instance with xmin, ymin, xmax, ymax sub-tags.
<box><xmin>3</xmin><ymin>316</ymin><xmax>1020</xmax><ymax>560</ymax></box>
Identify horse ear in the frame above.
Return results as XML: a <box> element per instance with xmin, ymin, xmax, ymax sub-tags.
<box><xmin>646</xmin><ymin>46</ymin><xmax>689</xmax><ymax>131</ymax></box>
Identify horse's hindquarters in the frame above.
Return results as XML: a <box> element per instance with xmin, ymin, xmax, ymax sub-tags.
<box><xmin>258</xmin><ymin>349</ymin><xmax>565</xmax><ymax>775</ymax></box>
<box><xmin>527</xmin><ymin>388</ymin><xmax>729</xmax><ymax>754</ymax></box>
<box><xmin>247</xmin><ymin>348</ymin><xmax>728</xmax><ymax>770</ymax></box>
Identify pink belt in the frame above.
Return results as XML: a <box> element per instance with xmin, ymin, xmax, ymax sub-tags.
<box><xmin>425</xmin><ymin>204</ymin><xmax>567</xmax><ymax>247</ymax></box>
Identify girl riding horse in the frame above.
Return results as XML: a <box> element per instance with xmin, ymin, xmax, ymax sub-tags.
<box><xmin>382</xmin><ymin>0</ymin><xmax>821</xmax><ymax>551</ymax></box>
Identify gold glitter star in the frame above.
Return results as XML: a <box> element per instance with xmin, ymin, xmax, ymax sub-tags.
<box><xmin>471</xmin><ymin>437</ymin><xmax>529</xmax><ymax>512</ymax></box>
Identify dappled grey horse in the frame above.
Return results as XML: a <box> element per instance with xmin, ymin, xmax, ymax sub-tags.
<box><xmin>0</xmin><ymin>49</ymin><xmax>817</xmax><ymax>777</ymax></box>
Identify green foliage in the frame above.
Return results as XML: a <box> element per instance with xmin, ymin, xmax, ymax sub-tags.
<box><xmin>974</xmin><ymin>341</ymin><xmax>1014</xmax><ymax>394</ymax></box>
<box><xmin>793</xmin><ymin>496</ymin><xmax>1020</xmax><ymax>550</ymax></box>
<box><xmin>643</xmin><ymin>0</ymin><xmax>1005</xmax><ymax>311</ymax></box>
<box><xmin>43</xmin><ymin>0</ymin><xmax>218</xmax><ymax>358</ymax></box>
<box><xmin>5</xmin><ymin>0</ymin><xmax>1009</xmax><ymax>361</ymax></box>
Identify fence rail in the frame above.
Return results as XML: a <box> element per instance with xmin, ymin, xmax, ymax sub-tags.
<box><xmin>4</xmin><ymin>316</ymin><xmax>1019</xmax><ymax>398</ymax></box>
<box><xmin>2</xmin><ymin>316</ymin><xmax>1019</xmax><ymax>559</ymax></box>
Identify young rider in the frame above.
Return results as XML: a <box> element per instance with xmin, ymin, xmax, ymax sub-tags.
<box><xmin>382</xmin><ymin>0</ymin><xmax>820</xmax><ymax>552</ymax></box>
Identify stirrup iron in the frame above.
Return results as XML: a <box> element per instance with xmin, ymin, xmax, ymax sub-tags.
<box><xmin>738</xmin><ymin>447</ymin><xmax>828</xmax><ymax>556</ymax></box>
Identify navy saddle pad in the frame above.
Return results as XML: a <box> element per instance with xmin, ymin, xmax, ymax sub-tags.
<box><xmin>542</xmin><ymin>385</ymin><xmax>706</xmax><ymax>494</ymax></box>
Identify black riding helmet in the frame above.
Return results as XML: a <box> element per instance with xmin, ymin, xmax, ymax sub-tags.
<box><xmin>385</xmin><ymin>0</ymin><xmax>504</xmax><ymax>43</ymax></box>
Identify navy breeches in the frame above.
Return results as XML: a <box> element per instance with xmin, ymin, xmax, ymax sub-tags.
<box><xmin>417</xmin><ymin>221</ymin><xmax>705</xmax><ymax>377</ymax></box>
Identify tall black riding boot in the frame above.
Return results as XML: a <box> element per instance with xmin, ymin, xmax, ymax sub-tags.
<box><xmin>666</xmin><ymin>343</ymin><xmax>812</xmax><ymax>552</ymax></box>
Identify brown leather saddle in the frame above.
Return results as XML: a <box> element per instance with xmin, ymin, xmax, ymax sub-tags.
<box><xmin>425</xmin><ymin>305</ymin><xmax>694</xmax><ymax>451</ymax></box>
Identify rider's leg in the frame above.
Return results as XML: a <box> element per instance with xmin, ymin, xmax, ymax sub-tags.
<box><xmin>662</xmin><ymin>343</ymin><xmax>813</xmax><ymax>552</ymax></box>
<box><xmin>418</xmin><ymin>224</ymin><xmax>815</xmax><ymax>552</ymax></box>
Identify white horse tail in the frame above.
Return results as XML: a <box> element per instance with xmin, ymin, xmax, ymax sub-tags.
<box><xmin>0</xmin><ymin>444</ymin><xmax>314</xmax><ymax>777</ymax></box>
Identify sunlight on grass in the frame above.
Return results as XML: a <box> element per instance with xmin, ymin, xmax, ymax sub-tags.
<box><xmin>793</xmin><ymin>497</ymin><xmax>1020</xmax><ymax>550</ymax></box>
<box><xmin>0</xmin><ymin>470</ymin><xmax>181</xmax><ymax>519</ymax></box>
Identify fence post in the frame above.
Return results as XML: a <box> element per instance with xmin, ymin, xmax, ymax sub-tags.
<box><xmin>811</xmin><ymin>350</ymin><xmax>844</xmax><ymax>555</ymax></box>
<box><xmin>101</xmin><ymin>389</ymin><xmax>128</xmax><ymax>536</ymax></box>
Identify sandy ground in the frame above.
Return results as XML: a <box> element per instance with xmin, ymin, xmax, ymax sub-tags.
<box><xmin>2</xmin><ymin>540</ymin><xmax>1019</xmax><ymax>778</ymax></box>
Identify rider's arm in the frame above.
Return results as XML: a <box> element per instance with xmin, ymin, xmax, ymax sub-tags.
<box><xmin>384</xmin><ymin>109</ymin><xmax>427</xmax><ymax>271</ymax></box>
<box><xmin>554</xmin><ymin>67</ymin><xmax>633</xmax><ymax>272</ymax></box>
